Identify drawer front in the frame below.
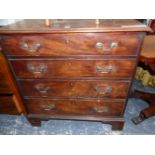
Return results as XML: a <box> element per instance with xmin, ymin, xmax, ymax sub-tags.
<box><xmin>0</xmin><ymin>96</ymin><xmax>18</xmax><ymax>114</ymax></box>
<box><xmin>10</xmin><ymin>59</ymin><xmax>136</xmax><ymax>78</ymax></box>
<box><xmin>2</xmin><ymin>33</ymin><xmax>141</xmax><ymax>56</ymax></box>
<box><xmin>18</xmin><ymin>79</ymin><xmax>130</xmax><ymax>98</ymax></box>
<box><xmin>24</xmin><ymin>98</ymin><xmax>125</xmax><ymax>116</ymax></box>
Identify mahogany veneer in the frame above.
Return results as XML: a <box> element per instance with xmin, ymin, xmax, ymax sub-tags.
<box><xmin>2</xmin><ymin>33</ymin><xmax>141</xmax><ymax>56</ymax></box>
<box><xmin>10</xmin><ymin>58</ymin><xmax>136</xmax><ymax>78</ymax></box>
<box><xmin>0</xmin><ymin>19</ymin><xmax>150</xmax><ymax>130</ymax></box>
<box><xmin>18</xmin><ymin>79</ymin><xmax>130</xmax><ymax>98</ymax></box>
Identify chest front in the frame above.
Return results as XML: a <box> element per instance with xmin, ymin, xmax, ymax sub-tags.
<box><xmin>0</xmin><ymin>19</ymin><xmax>150</xmax><ymax>130</ymax></box>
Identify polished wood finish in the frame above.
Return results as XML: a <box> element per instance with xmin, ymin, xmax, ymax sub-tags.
<box><xmin>24</xmin><ymin>98</ymin><xmax>125</xmax><ymax>116</ymax></box>
<box><xmin>0</xmin><ymin>19</ymin><xmax>149</xmax><ymax>130</ymax></box>
<box><xmin>2</xmin><ymin>33</ymin><xmax>142</xmax><ymax>56</ymax></box>
<box><xmin>10</xmin><ymin>58</ymin><xmax>136</xmax><ymax>78</ymax></box>
<box><xmin>18</xmin><ymin>79</ymin><xmax>130</xmax><ymax>98</ymax></box>
<box><xmin>0</xmin><ymin>19</ymin><xmax>150</xmax><ymax>34</ymax></box>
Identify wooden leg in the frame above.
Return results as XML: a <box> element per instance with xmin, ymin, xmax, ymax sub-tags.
<box><xmin>131</xmin><ymin>89</ymin><xmax>155</xmax><ymax>124</ymax></box>
<box><xmin>132</xmin><ymin>113</ymin><xmax>146</xmax><ymax>124</ymax></box>
<box><xmin>111</xmin><ymin>122</ymin><xmax>124</xmax><ymax>130</ymax></box>
<box><xmin>132</xmin><ymin>103</ymin><xmax>155</xmax><ymax>124</ymax></box>
<box><xmin>29</xmin><ymin>118</ymin><xmax>41</xmax><ymax>127</ymax></box>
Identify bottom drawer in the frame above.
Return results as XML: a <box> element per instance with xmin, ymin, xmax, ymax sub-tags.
<box><xmin>24</xmin><ymin>98</ymin><xmax>125</xmax><ymax>117</ymax></box>
<box><xmin>0</xmin><ymin>95</ymin><xmax>19</xmax><ymax>114</ymax></box>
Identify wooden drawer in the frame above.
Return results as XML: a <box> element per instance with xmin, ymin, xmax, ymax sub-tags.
<box><xmin>24</xmin><ymin>98</ymin><xmax>125</xmax><ymax>116</ymax></box>
<box><xmin>2</xmin><ymin>33</ymin><xmax>141</xmax><ymax>56</ymax></box>
<box><xmin>10</xmin><ymin>58</ymin><xmax>136</xmax><ymax>79</ymax></box>
<box><xmin>0</xmin><ymin>95</ymin><xmax>19</xmax><ymax>114</ymax></box>
<box><xmin>18</xmin><ymin>79</ymin><xmax>130</xmax><ymax>98</ymax></box>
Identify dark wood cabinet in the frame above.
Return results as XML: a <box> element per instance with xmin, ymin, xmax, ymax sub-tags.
<box><xmin>0</xmin><ymin>19</ymin><xmax>150</xmax><ymax>130</ymax></box>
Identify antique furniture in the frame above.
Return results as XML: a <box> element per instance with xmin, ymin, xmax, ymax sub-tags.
<box><xmin>132</xmin><ymin>35</ymin><xmax>155</xmax><ymax>124</ymax></box>
<box><xmin>0</xmin><ymin>47</ymin><xmax>23</xmax><ymax>114</ymax></box>
<box><xmin>0</xmin><ymin>19</ymin><xmax>150</xmax><ymax>130</ymax></box>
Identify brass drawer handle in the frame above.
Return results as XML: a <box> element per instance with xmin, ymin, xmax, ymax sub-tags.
<box><xmin>96</xmin><ymin>42</ymin><xmax>104</xmax><ymax>49</ymax></box>
<box><xmin>20</xmin><ymin>42</ymin><xmax>41</xmax><ymax>52</ymax></box>
<box><xmin>94</xmin><ymin>85</ymin><xmax>112</xmax><ymax>95</ymax></box>
<box><xmin>92</xmin><ymin>106</ymin><xmax>109</xmax><ymax>113</ymax></box>
<box><xmin>41</xmin><ymin>104</ymin><xmax>55</xmax><ymax>111</ymax></box>
<box><xmin>110</xmin><ymin>42</ymin><xmax>118</xmax><ymax>48</ymax></box>
<box><xmin>95</xmin><ymin>42</ymin><xmax>118</xmax><ymax>51</ymax></box>
<box><xmin>96</xmin><ymin>65</ymin><xmax>113</xmax><ymax>74</ymax></box>
<box><xmin>27</xmin><ymin>63</ymin><xmax>48</xmax><ymax>75</ymax></box>
<box><xmin>34</xmin><ymin>83</ymin><xmax>51</xmax><ymax>94</ymax></box>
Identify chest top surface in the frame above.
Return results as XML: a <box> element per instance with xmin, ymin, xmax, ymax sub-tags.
<box><xmin>0</xmin><ymin>19</ymin><xmax>151</xmax><ymax>34</ymax></box>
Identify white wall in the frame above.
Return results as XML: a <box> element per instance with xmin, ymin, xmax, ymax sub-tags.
<box><xmin>0</xmin><ymin>19</ymin><xmax>23</xmax><ymax>25</ymax></box>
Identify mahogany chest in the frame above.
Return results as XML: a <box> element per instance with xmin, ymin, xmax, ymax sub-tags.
<box><xmin>0</xmin><ymin>19</ymin><xmax>150</xmax><ymax>130</ymax></box>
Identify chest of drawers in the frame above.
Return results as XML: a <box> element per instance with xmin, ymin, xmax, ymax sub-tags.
<box><xmin>0</xmin><ymin>19</ymin><xmax>150</xmax><ymax>130</ymax></box>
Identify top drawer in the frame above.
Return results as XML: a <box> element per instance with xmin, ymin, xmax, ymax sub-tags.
<box><xmin>1</xmin><ymin>33</ymin><xmax>141</xmax><ymax>57</ymax></box>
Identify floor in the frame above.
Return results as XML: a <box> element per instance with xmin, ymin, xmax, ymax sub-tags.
<box><xmin>0</xmin><ymin>80</ymin><xmax>155</xmax><ymax>135</ymax></box>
